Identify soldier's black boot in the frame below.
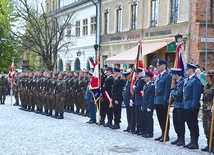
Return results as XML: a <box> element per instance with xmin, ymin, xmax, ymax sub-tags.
<box><xmin>183</xmin><ymin>137</ymin><xmax>193</xmax><ymax>148</ymax></box>
<box><xmin>188</xmin><ymin>137</ymin><xmax>199</xmax><ymax>149</ymax></box>
<box><xmin>74</xmin><ymin>109</ymin><xmax>79</xmax><ymax>114</ymax></box>
<box><xmin>57</xmin><ymin>113</ymin><xmax>64</xmax><ymax>119</ymax></box>
<box><xmin>13</xmin><ymin>102</ymin><xmax>19</xmax><ymax>106</ymax></box>
<box><xmin>103</xmin><ymin>121</ymin><xmax>112</xmax><ymax>127</ymax></box>
<box><xmin>171</xmin><ymin>137</ymin><xmax>179</xmax><ymax>145</ymax></box>
<box><xmin>46</xmin><ymin>110</ymin><xmax>52</xmax><ymax>116</ymax></box>
<box><xmin>111</xmin><ymin>123</ymin><xmax>120</xmax><ymax>129</ymax></box>
<box><xmin>42</xmin><ymin>109</ymin><xmax>48</xmax><ymax>115</ymax></box>
<box><xmin>177</xmin><ymin>136</ymin><xmax>185</xmax><ymax>146</ymax></box>
<box><xmin>52</xmin><ymin>112</ymin><xmax>58</xmax><ymax>118</ymax></box>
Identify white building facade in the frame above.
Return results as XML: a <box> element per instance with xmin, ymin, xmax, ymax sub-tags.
<box><xmin>46</xmin><ymin>0</ymin><xmax>97</xmax><ymax>71</ymax></box>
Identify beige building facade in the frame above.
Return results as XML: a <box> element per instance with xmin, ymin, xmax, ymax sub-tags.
<box><xmin>100</xmin><ymin>0</ymin><xmax>193</xmax><ymax>69</ymax></box>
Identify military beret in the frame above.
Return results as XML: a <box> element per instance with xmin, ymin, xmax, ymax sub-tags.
<box><xmin>145</xmin><ymin>72</ymin><xmax>153</xmax><ymax>78</ymax></box>
<box><xmin>60</xmin><ymin>71</ymin><xmax>66</xmax><ymax>76</ymax></box>
<box><xmin>157</xmin><ymin>59</ymin><xmax>167</xmax><ymax>65</ymax></box>
<box><xmin>53</xmin><ymin>71</ymin><xmax>59</xmax><ymax>76</ymax></box>
<box><xmin>186</xmin><ymin>63</ymin><xmax>197</xmax><ymax>70</ymax></box>
<box><xmin>171</xmin><ymin>68</ymin><xmax>182</xmax><ymax>75</ymax></box>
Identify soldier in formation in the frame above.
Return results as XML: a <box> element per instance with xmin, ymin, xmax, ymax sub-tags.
<box><xmin>0</xmin><ymin>72</ymin><xmax>8</xmax><ymax>104</ymax></box>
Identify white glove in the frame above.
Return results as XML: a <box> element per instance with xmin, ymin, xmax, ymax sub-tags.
<box><xmin>140</xmin><ymin>90</ymin><xmax>144</xmax><ymax>96</ymax></box>
<box><xmin>129</xmin><ymin>100</ymin><xmax>134</xmax><ymax>107</ymax></box>
<box><xmin>141</xmin><ymin>107</ymin><xmax>144</xmax><ymax>111</ymax></box>
<box><xmin>132</xmin><ymin>85</ymin><xmax>136</xmax><ymax>89</ymax></box>
<box><xmin>147</xmin><ymin>108</ymin><xmax>151</xmax><ymax>112</ymax></box>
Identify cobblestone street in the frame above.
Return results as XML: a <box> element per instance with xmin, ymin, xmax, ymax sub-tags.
<box><xmin>0</xmin><ymin>96</ymin><xmax>208</xmax><ymax>155</ymax></box>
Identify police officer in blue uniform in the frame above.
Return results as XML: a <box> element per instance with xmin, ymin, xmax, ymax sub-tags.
<box><xmin>133</xmin><ymin>68</ymin><xmax>146</xmax><ymax>135</ymax></box>
<box><xmin>110</xmin><ymin>68</ymin><xmax>124</xmax><ymax>129</ymax></box>
<box><xmin>154</xmin><ymin>59</ymin><xmax>172</xmax><ymax>142</ymax></box>
<box><xmin>101</xmin><ymin>67</ymin><xmax>114</xmax><ymax>127</ymax></box>
<box><xmin>183</xmin><ymin>63</ymin><xmax>201</xmax><ymax>149</ymax></box>
<box><xmin>141</xmin><ymin>72</ymin><xmax>155</xmax><ymax>138</ymax></box>
<box><xmin>122</xmin><ymin>69</ymin><xmax>135</xmax><ymax>132</ymax></box>
<box><xmin>170</xmin><ymin>68</ymin><xmax>185</xmax><ymax>146</ymax></box>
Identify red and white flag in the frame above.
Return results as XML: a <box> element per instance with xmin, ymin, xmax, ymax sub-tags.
<box><xmin>88</xmin><ymin>59</ymin><xmax>95</xmax><ymax>69</ymax></box>
<box><xmin>137</xmin><ymin>40</ymin><xmax>144</xmax><ymax>69</ymax></box>
<box><xmin>8</xmin><ymin>61</ymin><xmax>15</xmax><ymax>79</ymax></box>
<box><xmin>89</xmin><ymin>61</ymin><xmax>100</xmax><ymax>102</ymax></box>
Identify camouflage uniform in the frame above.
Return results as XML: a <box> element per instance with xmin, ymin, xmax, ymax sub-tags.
<box><xmin>73</xmin><ymin>74</ymin><xmax>79</xmax><ymax>114</ymax></box>
<box><xmin>78</xmin><ymin>76</ymin><xmax>85</xmax><ymax>115</ymax></box>
<box><xmin>0</xmin><ymin>73</ymin><xmax>8</xmax><ymax>104</ymax></box>
<box><xmin>65</xmin><ymin>74</ymin><xmax>74</xmax><ymax>112</ymax></box>
<box><xmin>44</xmin><ymin>73</ymin><xmax>52</xmax><ymax>116</ymax></box>
<box><xmin>55</xmin><ymin>73</ymin><xmax>66</xmax><ymax>119</ymax></box>
<box><xmin>50</xmin><ymin>72</ymin><xmax>58</xmax><ymax>117</ymax></box>
<box><xmin>13</xmin><ymin>74</ymin><xmax>19</xmax><ymax>106</ymax></box>
<box><xmin>19</xmin><ymin>73</ymin><xmax>26</xmax><ymax>110</ymax></box>
<box><xmin>26</xmin><ymin>73</ymin><xmax>34</xmax><ymax>111</ymax></box>
<box><xmin>202</xmin><ymin>79</ymin><xmax>214</xmax><ymax>149</ymax></box>
<box><xmin>41</xmin><ymin>75</ymin><xmax>48</xmax><ymax>115</ymax></box>
<box><xmin>35</xmin><ymin>73</ymin><xmax>43</xmax><ymax>113</ymax></box>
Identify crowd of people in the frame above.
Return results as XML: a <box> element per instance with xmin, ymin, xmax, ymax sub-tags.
<box><xmin>0</xmin><ymin>59</ymin><xmax>213</xmax><ymax>153</ymax></box>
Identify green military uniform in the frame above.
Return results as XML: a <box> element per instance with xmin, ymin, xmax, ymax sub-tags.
<box><xmin>0</xmin><ymin>73</ymin><xmax>8</xmax><ymax>104</ymax></box>
<box><xmin>19</xmin><ymin>73</ymin><xmax>26</xmax><ymax>110</ymax></box>
<box><xmin>65</xmin><ymin>74</ymin><xmax>74</xmax><ymax>113</ymax></box>
<box><xmin>202</xmin><ymin>70</ymin><xmax>214</xmax><ymax>152</ymax></box>
<box><xmin>41</xmin><ymin>75</ymin><xmax>48</xmax><ymax>115</ymax></box>
<box><xmin>35</xmin><ymin>73</ymin><xmax>43</xmax><ymax>113</ymax></box>
<box><xmin>44</xmin><ymin>72</ymin><xmax>52</xmax><ymax>116</ymax></box>
<box><xmin>13</xmin><ymin>75</ymin><xmax>19</xmax><ymax>106</ymax></box>
<box><xmin>50</xmin><ymin>72</ymin><xmax>58</xmax><ymax>117</ymax></box>
<box><xmin>55</xmin><ymin>72</ymin><xmax>66</xmax><ymax>119</ymax></box>
<box><xmin>78</xmin><ymin>76</ymin><xmax>85</xmax><ymax>115</ymax></box>
<box><xmin>26</xmin><ymin>74</ymin><xmax>34</xmax><ymax>111</ymax></box>
<box><xmin>73</xmin><ymin>74</ymin><xmax>79</xmax><ymax>114</ymax></box>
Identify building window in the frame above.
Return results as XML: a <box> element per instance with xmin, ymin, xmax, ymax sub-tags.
<box><xmin>67</xmin><ymin>23</ymin><xmax>71</xmax><ymax>38</ymax></box>
<box><xmin>91</xmin><ymin>16</ymin><xmax>96</xmax><ymax>34</ymax></box>
<box><xmin>104</xmin><ymin>11</ymin><xmax>109</xmax><ymax>34</ymax></box>
<box><xmin>52</xmin><ymin>1</ymin><xmax>55</xmax><ymax>11</ymax></box>
<box><xmin>131</xmin><ymin>4</ymin><xmax>137</xmax><ymax>30</ymax></box>
<box><xmin>83</xmin><ymin>19</ymin><xmax>88</xmax><ymax>36</ymax></box>
<box><xmin>151</xmin><ymin>0</ymin><xmax>158</xmax><ymax>27</ymax></box>
<box><xmin>116</xmin><ymin>8</ymin><xmax>122</xmax><ymax>32</ymax></box>
<box><xmin>170</xmin><ymin>0</ymin><xmax>179</xmax><ymax>24</ymax></box>
<box><xmin>75</xmin><ymin>21</ymin><xmax>80</xmax><ymax>37</ymax></box>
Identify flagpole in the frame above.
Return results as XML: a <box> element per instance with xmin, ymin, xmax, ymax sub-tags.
<box><xmin>10</xmin><ymin>59</ymin><xmax>14</xmax><ymax>106</ymax></box>
<box><xmin>209</xmin><ymin>99</ymin><xmax>214</xmax><ymax>154</ymax></box>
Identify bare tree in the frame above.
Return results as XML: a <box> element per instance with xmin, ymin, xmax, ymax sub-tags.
<box><xmin>12</xmin><ymin>0</ymin><xmax>74</xmax><ymax>70</ymax></box>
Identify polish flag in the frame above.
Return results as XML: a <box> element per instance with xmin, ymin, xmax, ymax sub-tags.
<box><xmin>8</xmin><ymin>61</ymin><xmax>15</xmax><ymax>79</ymax></box>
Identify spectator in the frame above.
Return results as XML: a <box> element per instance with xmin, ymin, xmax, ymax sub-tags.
<box><xmin>200</xmin><ymin>67</ymin><xmax>206</xmax><ymax>93</ymax></box>
<box><xmin>195</xmin><ymin>65</ymin><xmax>201</xmax><ymax>79</ymax></box>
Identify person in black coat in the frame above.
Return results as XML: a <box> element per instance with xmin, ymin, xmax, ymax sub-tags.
<box><xmin>141</xmin><ymin>72</ymin><xmax>155</xmax><ymax>138</ymax></box>
<box><xmin>133</xmin><ymin>68</ymin><xmax>146</xmax><ymax>135</ymax></box>
<box><xmin>110</xmin><ymin>68</ymin><xmax>124</xmax><ymax>129</ymax></box>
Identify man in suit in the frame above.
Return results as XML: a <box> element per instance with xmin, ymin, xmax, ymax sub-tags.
<box><xmin>101</xmin><ymin>67</ymin><xmax>114</xmax><ymax>127</ymax></box>
<box><xmin>170</xmin><ymin>68</ymin><xmax>185</xmax><ymax>146</ymax></box>
<box><xmin>154</xmin><ymin>59</ymin><xmax>172</xmax><ymax>142</ymax></box>
<box><xmin>183</xmin><ymin>63</ymin><xmax>201</xmax><ymax>149</ymax></box>
<box><xmin>141</xmin><ymin>72</ymin><xmax>155</xmax><ymax>138</ymax></box>
<box><xmin>122</xmin><ymin>69</ymin><xmax>135</xmax><ymax>133</ymax></box>
<box><xmin>133</xmin><ymin>68</ymin><xmax>146</xmax><ymax>135</ymax></box>
<box><xmin>110</xmin><ymin>68</ymin><xmax>124</xmax><ymax>129</ymax></box>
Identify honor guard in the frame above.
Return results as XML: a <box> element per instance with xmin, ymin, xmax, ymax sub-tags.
<box><xmin>13</xmin><ymin>73</ymin><xmax>19</xmax><ymax>106</ymax></box>
<box><xmin>110</xmin><ymin>68</ymin><xmax>124</xmax><ymax>129</ymax></box>
<box><xmin>101</xmin><ymin>67</ymin><xmax>114</xmax><ymax>127</ymax></box>
<box><xmin>122</xmin><ymin>69</ymin><xmax>135</xmax><ymax>133</ymax></box>
<box><xmin>141</xmin><ymin>72</ymin><xmax>155</xmax><ymax>138</ymax></box>
<box><xmin>132</xmin><ymin>68</ymin><xmax>146</xmax><ymax>135</ymax></box>
<box><xmin>170</xmin><ymin>68</ymin><xmax>185</xmax><ymax>146</ymax></box>
<box><xmin>183</xmin><ymin>63</ymin><xmax>201</xmax><ymax>149</ymax></box>
<box><xmin>154</xmin><ymin>59</ymin><xmax>172</xmax><ymax>142</ymax></box>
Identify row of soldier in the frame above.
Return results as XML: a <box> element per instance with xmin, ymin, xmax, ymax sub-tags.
<box><xmin>2</xmin><ymin>58</ymin><xmax>214</xmax><ymax>153</ymax></box>
<box><xmin>12</xmin><ymin>70</ymin><xmax>91</xmax><ymax>119</ymax></box>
